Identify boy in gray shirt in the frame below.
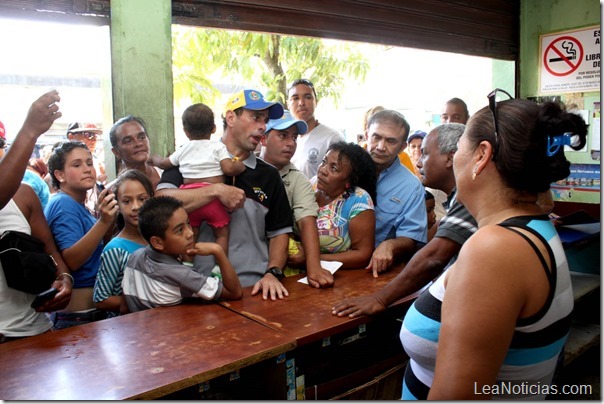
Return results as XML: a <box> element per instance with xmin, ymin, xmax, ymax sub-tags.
<box><xmin>122</xmin><ymin>196</ymin><xmax>242</xmax><ymax>313</ymax></box>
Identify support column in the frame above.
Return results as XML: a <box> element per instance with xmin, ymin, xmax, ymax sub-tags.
<box><xmin>110</xmin><ymin>0</ymin><xmax>174</xmax><ymax>162</ymax></box>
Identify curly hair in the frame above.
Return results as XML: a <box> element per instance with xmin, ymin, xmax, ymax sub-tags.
<box><xmin>182</xmin><ymin>103</ymin><xmax>215</xmax><ymax>140</ymax></box>
<box><xmin>327</xmin><ymin>141</ymin><xmax>377</xmax><ymax>204</ymax></box>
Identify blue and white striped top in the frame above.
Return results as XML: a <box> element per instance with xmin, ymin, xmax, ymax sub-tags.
<box><xmin>400</xmin><ymin>215</ymin><xmax>573</xmax><ymax>400</ymax></box>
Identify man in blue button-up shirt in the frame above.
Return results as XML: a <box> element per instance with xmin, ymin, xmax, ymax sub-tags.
<box><xmin>364</xmin><ymin>109</ymin><xmax>427</xmax><ymax>276</ymax></box>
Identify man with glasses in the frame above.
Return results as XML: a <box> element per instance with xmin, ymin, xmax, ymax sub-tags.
<box><xmin>288</xmin><ymin>79</ymin><xmax>344</xmax><ymax>179</ymax></box>
<box><xmin>66</xmin><ymin>122</ymin><xmax>105</xmax><ymax>215</ymax></box>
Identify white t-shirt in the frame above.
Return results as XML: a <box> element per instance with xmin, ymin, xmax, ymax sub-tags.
<box><xmin>169</xmin><ymin>139</ymin><xmax>230</xmax><ymax>179</ymax></box>
<box><xmin>0</xmin><ymin>199</ymin><xmax>53</xmax><ymax>337</ymax></box>
<box><xmin>291</xmin><ymin>123</ymin><xmax>344</xmax><ymax>179</ymax></box>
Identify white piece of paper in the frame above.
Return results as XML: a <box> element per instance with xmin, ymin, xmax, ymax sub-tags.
<box><xmin>298</xmin><ymin>261</ymin><xmax>343</xmax><ymax>284</ymax></box>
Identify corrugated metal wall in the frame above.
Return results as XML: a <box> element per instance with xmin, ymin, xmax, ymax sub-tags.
<box><xmin>0</xmin><ymin>0</ymin><xmax>519</xmax><ymax>60</ymax></box>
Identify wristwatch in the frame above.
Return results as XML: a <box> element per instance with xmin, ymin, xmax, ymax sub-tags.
<box><xmin>265</xmin><ymin>266</ymin><xmax>285</xmax><ymax>280</ymax></box>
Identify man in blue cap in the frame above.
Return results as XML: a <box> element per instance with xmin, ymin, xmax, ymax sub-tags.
<box><xmin>260</xmin><ymin>111</ymin><xmax>334</xmax><ymax>289</ymax></box>
<box><xmin>157</xmin><ymin>89</ymin><xmax>293</xmax><ymax>300</ymax></box>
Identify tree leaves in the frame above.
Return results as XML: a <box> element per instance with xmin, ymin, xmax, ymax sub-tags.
<box><xmin>172</xmin><ymin>26</ymin><xmax>369</xmax><ymax>108</ymax></box>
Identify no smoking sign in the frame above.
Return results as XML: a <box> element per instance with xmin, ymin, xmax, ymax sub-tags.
<box><xmin>540</xmin><ymin>26</ymin><xmax>600</xmax><ymax>93</ymax></box>
<box><xmin>543</xmin><ymin>36</ymin><xmax>584</xmax><ymax>77</ymax></box>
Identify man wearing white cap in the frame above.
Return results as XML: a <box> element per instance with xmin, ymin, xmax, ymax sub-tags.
<box><xmin>157</xmin><ymin>89</ymin><xmax>293</xmax><ymax>300</ymax></box>
<box><xmin>260</xmin><ymin>111</ymin><xmax>334</xmax><ymax>289</ymax></box>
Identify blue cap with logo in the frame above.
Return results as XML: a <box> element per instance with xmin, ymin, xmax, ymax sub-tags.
<box><xmin>223</xmin><ymin>89</ymin><xmax>284</xmax><ymax>119</ymax></box>
<box><xmin>265</xmin><ymin>110</ymin><xmax>308</xmax><ymax>135</ymax></box>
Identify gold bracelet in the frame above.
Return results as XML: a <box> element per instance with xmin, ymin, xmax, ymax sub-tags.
<box><xmin>56</xmin><ymin>272</ymin><xmax>74</xmax><ymax>284</ymax></box>
<box><xmin>232</xmin><ymin>156</ymin><xmax>240</xmax><ymax>162</ymax></box>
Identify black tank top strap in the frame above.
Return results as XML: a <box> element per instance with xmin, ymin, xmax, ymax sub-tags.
<box><xmin>497</xmin><ymin>216</ymin><xmax>557</xmax><ymax>325</ymax></box>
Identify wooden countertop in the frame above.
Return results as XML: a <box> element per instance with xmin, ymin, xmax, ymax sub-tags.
<box><xmin>220</xmin><ymin>267</ymin><xmax>424</xmax><ymax>345</ymax></box>
<box><xmin>0</xmin><ymin>303</ymin><xmax>295</xmax><ymax>400</ymax></box>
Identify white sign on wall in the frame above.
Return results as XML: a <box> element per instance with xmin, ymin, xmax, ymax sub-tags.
<box><xmin>540</xmin><ymin>26</ymin><xmax>600</xmax><ymax>93</ymax></box>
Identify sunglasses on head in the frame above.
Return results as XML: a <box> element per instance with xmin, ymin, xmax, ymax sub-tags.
<box><xmin>487</xmin><ymin>88</ymin><xmax>513</xmax><ymax>159</ymax></box>
<box><xmin>291</xmin><ymin>78</ymin><xmax>314</xmax><ymax>88</ymax></box>
<box><xmin>289</xmin><ymin>79</ymin><xmax>317</xmax><ymax>98</ymax></box>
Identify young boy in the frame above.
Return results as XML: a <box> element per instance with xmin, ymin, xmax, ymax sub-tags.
<box><xmin>151</xmin><ymin>103</ymin><xmax>245</xmax><ymax>254</ymax></box>
<box><xmin>122</xmin><ymin>196</ymin><xmax>242</xmax><ymax>313</ymax></box>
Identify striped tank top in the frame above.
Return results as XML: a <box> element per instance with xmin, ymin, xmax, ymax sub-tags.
<box><xmin>400</xmin><ymin>215</ymin><xmax>573</xmax><ymax>400</ymax></box>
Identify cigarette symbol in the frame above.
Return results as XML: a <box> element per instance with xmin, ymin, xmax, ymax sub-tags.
<box><xmin>549</xmin><ymin>41</ymin><xmax>577</xmax><ymax>62</ymax></box>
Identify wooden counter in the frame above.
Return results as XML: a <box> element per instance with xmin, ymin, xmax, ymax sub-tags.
<box><xmin>0</xmin><ymin>303</ymin><xmax>295</xmax><ymax>400</ymax></box>
<box><xmin>0</xmin><ymin>267</ymin><xmax>424</xmax><ymax>400</ymax></box>
<box><xmin>220</xmin><ymin>266</ymin><xmax>423</xmax><ymax>346</ymax></box>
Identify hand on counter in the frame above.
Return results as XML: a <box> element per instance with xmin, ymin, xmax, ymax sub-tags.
<box><xmin>331</xmin><ymin>293</ymin><xmax>388</xmax><ymax>319</ymax></box>
<box><xmin>251</xmin><ymin>273</ymin><xmax>289</xmax><ymax>301</ymax></box>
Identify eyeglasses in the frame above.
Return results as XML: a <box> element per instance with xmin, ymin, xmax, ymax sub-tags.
<box><xmin>487</xmin><ymin>88</ymin><xmax>513</xmax><ymax>159</ymax></box>
<box><xmin>76</xmin><ymin>132</ymin><xmax>98</xmax><ymax>140</ymax></box>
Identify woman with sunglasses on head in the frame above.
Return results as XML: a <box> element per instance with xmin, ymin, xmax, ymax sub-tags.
<box><xmin>400</xmin><ymin>94</ymin><xmax>587</xmax><ymax>399</ymax></box>
<box><xmin>45</xmin><ymin>141</ymin><xmax>119</xmax><ymax>329</ymax></box>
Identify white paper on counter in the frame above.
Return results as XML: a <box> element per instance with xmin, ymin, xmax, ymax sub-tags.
<box><xmin>298</xmin><ymin>260</ymin><xmax>343</xmax><ymax>284</ymax></box>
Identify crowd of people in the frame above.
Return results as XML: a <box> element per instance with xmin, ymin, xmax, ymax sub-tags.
<box><xmin>0</xmin><ymin>81</ymin><xmax>587</xmax><ymax>398</ymax></box>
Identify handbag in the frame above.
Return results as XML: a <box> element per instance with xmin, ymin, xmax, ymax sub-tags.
<box><xmin>0</xmin><ymin>230</ymin><xmax>57</xmax><ymax>294</ymax></box>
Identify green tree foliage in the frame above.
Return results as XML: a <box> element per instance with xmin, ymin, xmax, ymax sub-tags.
<box><xmin>172</xmin><ymin>26</ymin><xmax>369</xmax><ymax>108</ymax></box>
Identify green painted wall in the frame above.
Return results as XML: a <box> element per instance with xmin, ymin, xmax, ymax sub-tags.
<box><xmin>110</xmin><ymin>0</ymin><xmax>174</xmax><ymax>166</ymax></box>
<box><xmin>492</xmin><ymin>59</ymin><xmax>516</xmax><ymax>95</ymax></box>
<box><xmin>520</xmin><ymin>0</ymin><xmax>600</xmax><ymax>98</ymax></box>
<box><xmin>520</xmin><ymin>0</ymin><xmax>600</xmax><ymax>204</ymax></box>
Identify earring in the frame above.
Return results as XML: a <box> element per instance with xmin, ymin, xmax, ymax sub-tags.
<box><xmin>472</xmin><ymin>172</ymin><xmax>477</xmax><ymax>181</ymax></box>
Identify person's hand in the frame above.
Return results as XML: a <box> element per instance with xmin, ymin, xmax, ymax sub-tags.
<box><xmin>251</xmin><ymin>273</ymin><xmax>289</xmax><ymax>301</ymax></box>
<box><xmin>37</xmin><ymin>276</ymin><xmax>72</xmax><ymax>312</ymax></box>
<box><xmin>149</xmin><ymin>154</ymin><xmax>163</xmax><ymax>167</ymax></box>
<box><xmin>306</xmin><ymin>266</ymin><xmax>334</xmax><ymax>288</ymax></box>
<box><xmin>97</xmin><ymin>188</ymin><xmax>119</xmax><ymax>224</ymax></box>
<box><xmin>21</xmin><ymin>90</ymin><xmax>62</xmax><ymax>139</ymax></box>
<box><xmin>366</xmin><ymin>242</ymin><xmax>395</xmax><ymax>277</ymax></box>
<box><xmin>186</xmin><ymin>242</ymin><xmax>220</xmax><ymax>257</ymax></box>
<box><xmin>331</xmin><ymin>294</ymin><xmax>387</xmax><ymax>318</ymax></box>
<box><xmin>215</xmin><ymin>184</ymin><xmax>245</xmax><ymax>212</ymax></box>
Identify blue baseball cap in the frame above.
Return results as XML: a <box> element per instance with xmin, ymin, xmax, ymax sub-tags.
<box><xmin>408</xmin><ymin>130</ymin><xmax>427</xmax><ymax>142</ymax></box>
<box><xmin>223</xmin><ymin>89</ymin><xmax>284</xmax><ymax>119</ymax></box>
<box><xmin>265</xmin><ymin>110</ymin><xmax>308</xmax><ymax>135</ymax></box>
